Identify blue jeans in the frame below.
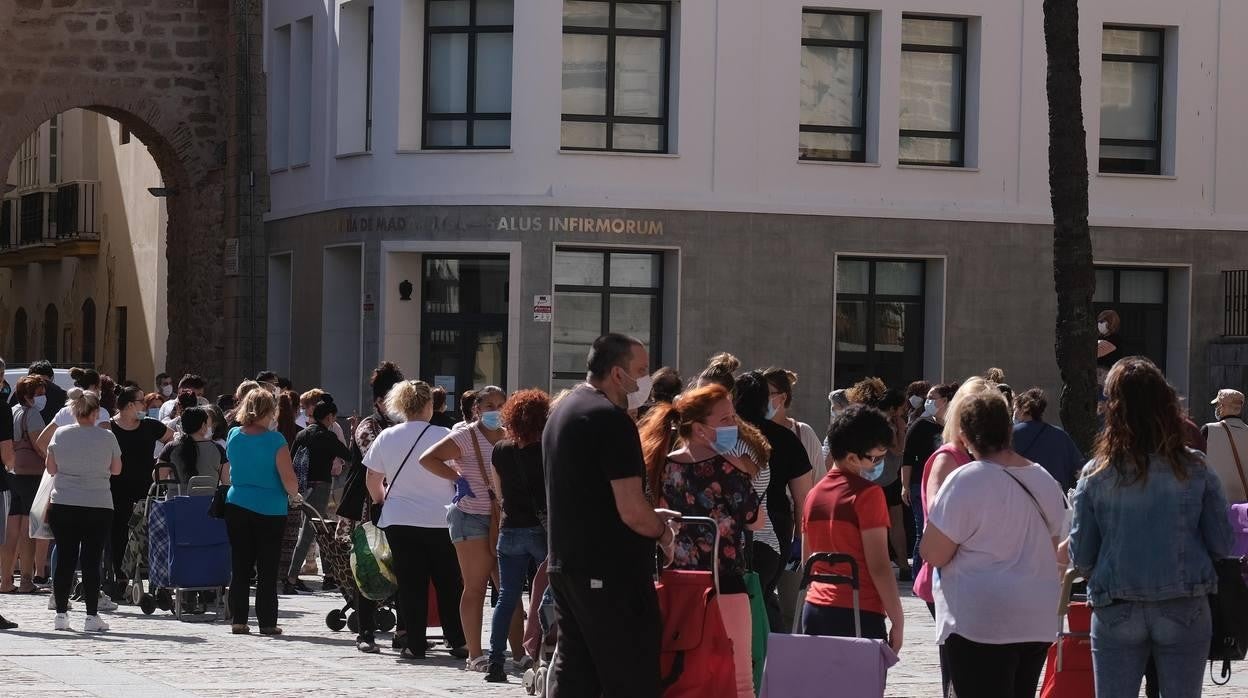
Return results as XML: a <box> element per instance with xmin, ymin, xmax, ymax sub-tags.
<box><xmin>489</xmin><ymin>526</ymin><xmax>546</xmax><ymax>665</ymax></box>
<box><xmin>1091</xmin><ymin>596</ymin><xmax>1210</xmax><ymax>698</ymax></box>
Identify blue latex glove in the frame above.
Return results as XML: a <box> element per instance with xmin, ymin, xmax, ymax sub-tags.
<box><xmin>452</xmin><ymin>476</ymin><xmax>477</xmax><ymax>504</ymax></box>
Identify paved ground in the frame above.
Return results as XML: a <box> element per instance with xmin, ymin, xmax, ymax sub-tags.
<box><xmin>0</xmin><ymin>579</ymin><xmax>1244</xmax><ymax>697</ymax></box>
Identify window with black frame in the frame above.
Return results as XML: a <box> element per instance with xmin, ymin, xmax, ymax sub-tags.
<box><xmin>1099</xmin><ymin>26</ymin><xmax>1164</xmax><ymax>175</ymax></box>
<box><xmin>561</xmin><ymin>0</ymin><xmax>672</xmax><ymax>153</ymax></box>
<box><xmin>1094</xmin><ymin>267</ymin><xmax>1168</xmax><ymax>370</ymax></box>
<box><xmin>799</xmin><ymin>10</ymin><xmax>869</xmax><ymax>162</ymax></box>
<box><xmin>423</xmin><ymin>0</ymin><xmax>514</xmax><ymax>149</ymax></box>
<box><xmin>835</xmin><ymin>258</ymin><xmax>925</xmax><ymax>389</ymax></box>
<box><xmin>551</xmin><ymin>248</ymin><xmax>662</xmax><ymax>391</ymax></box>
<box><xmin>899</xmin><ymin>16</ymin><xmax>967</xmax><ymax>167</ymax></box>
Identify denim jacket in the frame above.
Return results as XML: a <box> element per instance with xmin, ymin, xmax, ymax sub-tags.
<box><xmin>1070</xmin><ymin>449</ymin><xmax>1234</xmax><ymax>607</ymax></box>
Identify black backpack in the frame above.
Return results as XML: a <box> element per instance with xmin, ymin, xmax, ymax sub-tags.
<box><xmin>1209</xmin><ymin>556</ymin><xmax>1248</xmax><ymax>685</ymax></box>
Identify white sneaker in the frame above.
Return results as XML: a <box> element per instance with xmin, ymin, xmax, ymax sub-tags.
<box><xmin>97</xmin><ymin>597</ymin><xmax>118</xmax><ymax>612</ymax></box>
<box><xmin>48</xmin><ymin>595</ymin><xmax>73</xmax><ymax>611</ymax></box>
<box><xmin>54</xmin><ymin>613</ymin><xmax>72</xmax><ymax>631</ymax></box>
<box><xmin>83</xmin><ymin>615</ymin><xmax>110</xmax><ymax>632</ymax></box>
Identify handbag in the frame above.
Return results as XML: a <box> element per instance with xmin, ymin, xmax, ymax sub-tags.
<box><xmin>207</xmin><ymin>463</ymin><xmax>228</xmax><ymax>519</ymax></box>
<box><xmin>743</xmin><ymin>570</ymin><xmax>769</xmax><ymax>692</ymax></box>
<box><xmin>28</xmin><ymin>470</ymin><xmax>55</xmax><ymax>539</ymax></box>
<box><xmin>370</xmin><ymin>423</ymin><xmax>432</xmax><ymax>525</ymax></box>
<box><xmin>350</xmin><ymin>516</ymin><xmax>398</xmax><ymax>601</ymax></box>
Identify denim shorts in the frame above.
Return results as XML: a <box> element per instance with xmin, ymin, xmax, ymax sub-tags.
<box><xmin>446</xmin><ymin>506</ymin><xmax>491</xmax><ymax>543</ymax></box>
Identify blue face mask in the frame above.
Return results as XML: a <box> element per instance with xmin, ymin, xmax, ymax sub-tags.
<box><xmin>147</xmin><ymin>408</ymin><xmax>161</xmax><ymax>420</ymax></box>
<box><xmin>765</xmin><ymin>399</ymin><xmax>778</xmax><ymax>420</ymax></box>
<box><xmin>861</xmin><ymin>457</ymin><xmax>886</xmax><ymax>481</ymax></box>
<box><xmin>711</xmin><ymin>425</ymin><xmax>738</xmax><ymax>455</ymax></box>
<box><xmin>480</xmin><ymin>410</ymin><xmax>502</xmax><ymax>430</ymax></box>
<box><xmin>923</xmin><ymin>399</ymin><xmax>937</xmax><ymax>418</ymax></box>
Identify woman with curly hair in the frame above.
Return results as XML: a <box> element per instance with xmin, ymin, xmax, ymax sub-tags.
<box><xmin>484</xmin><ymin>389</ymin><xmax>551</xmax><ymax>682</ymax></box>
<box><xmin>638</xmin><ymin>383</ymin><xmax>766</xmax><ymax>698</ymax></box>
<box><xmin>1071</xmin><ymin>357</ymin><xmax>1233</xmax><ymax>697</ymax></box>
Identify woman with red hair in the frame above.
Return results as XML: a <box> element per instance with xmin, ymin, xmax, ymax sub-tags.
<box><xmin>638</xmin><ymin>384</ymin><xmax>767</xmax><ymax>698</ymax></box>
<box><xmin>484</xmin><ymin>389</ymin><xmax>551</xmax><ymax>683</ymax></box>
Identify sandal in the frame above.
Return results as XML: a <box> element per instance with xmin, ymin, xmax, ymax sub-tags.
<box><xmin>259</xmin><ymin>626</ymin><xmax>283</xmax><ymax>636</ymax></box>
<box><xmin>466</xmin><ymin>655</ymin><xmax>490</xmax><ymax>672</ymax></box>
<box><xmin>231</xmin><ymin>624</ymin><xmax>251</xmax><ymax>634</ymax></box>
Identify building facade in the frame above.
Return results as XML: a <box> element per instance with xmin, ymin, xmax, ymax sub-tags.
<box><xmin>264</xmin><ymin>0</ymin><xmax>1248</xmax><ymax>421</ymax></box>
<box><xmin>1</xmin><ymin>110</ymin><xmax>168</xmax><ymax>387</ymax></box>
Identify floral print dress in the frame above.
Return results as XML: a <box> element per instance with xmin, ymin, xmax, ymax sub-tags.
<box><xmin>661</xmin><ymin>454</ymin><xmax>760</xmax><ymax>592</ymax></box>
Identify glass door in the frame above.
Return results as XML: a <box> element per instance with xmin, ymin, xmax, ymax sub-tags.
<box><xmin>420</xmin><ymin>255</ymin><xmax>509</xmax><ymax>412</ymax></box>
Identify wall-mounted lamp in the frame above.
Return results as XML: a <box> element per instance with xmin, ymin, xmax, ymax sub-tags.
<box><xmin>147</xmin><ymin>187</ymin><xmax>178</xmax><ymax>197</ymax></box>
<box><xmin>399</xmin><ymin>279</ymin><xmax>413</xmax><ymax>301</ymax></box>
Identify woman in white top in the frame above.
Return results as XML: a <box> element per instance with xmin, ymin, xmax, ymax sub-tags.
<box><xmin>365</xmin><ymin>380</ymin><xmax>467</xmax><ymax>661</ymax></box>
<box><xmin>419</xmin><ymin>385</ymin><xmax>513</xmax><ymax>671</ymax></box>
<box><xmin>921</xmin><ymin>389</ymin><xmax>1068</xmax><ymax>698</ymax></box>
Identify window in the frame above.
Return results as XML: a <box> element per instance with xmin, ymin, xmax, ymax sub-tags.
<box><xmin>420</xmin><ymin>256</ymin><xmax>510</xmax><ymax>396</ymax></box>
<box><xmin>561</xmin><ymin>0</ymin><xmax>671</xmax><ymax>153</ymax></box>
<box><xmin>43</xmin><ymin>304</ymin><xmax>58</xmax><ymax>364</ymax></box>
<box><xmin>552</xmin><ymin>248</ymin><xmax>662</xmax><ymax>390</ymax></box>
<box><xmin>1094</xmin><ymin>267</ymin><xmax>1168</xmax><ymax>369</ymax></box>
<box><xmin>56</xmin><ymin>184</ymin><xmax>79</xmax><ymax>237</ymax></box>
<box><xmin>835</xmin><ymin>258</ymin><xmax>925</xmax><ymax>388</ymax></box>
<box><xmin>337</xmin><ymin>1</ymin><xmax>376</xmax><ymax>154</ymax></box>
<box><xmin>116</xmin><ymin>306</ymin><xmax>128</xmax><ymax>382</ymax></box>
<box><xmin>1099</xmin><ymin>26</ymin><xmax>1164</xmax><ymax>175</ymax></box>
<box><xmin>19</xmin><ymin>192</ymin><xmax>45</xmax><ymax>244</ymax></box>
<box><xmin>423</xmin><ymin>0</ymin><xmax>514</xmax><ymax>149</ymax></box>
<box><xmin>899</xmin><ymin>16</ymin><xmax>967</xmax><ymax>167</ymax></box>
<box><xmin>291</xmin><ymin>17</ymin><xmax>314</xmax><ymax>165</ymax></box>
<box><xmin>17</xmin><ymin>130</ymin><xmax>38</xmax><ymax>188</ymax></box>
<box><xmin>799</xmin><ymin>10</ymin><xmax>869</xmax><ymax>162</ymax></box>
<box><xmin>0</xmin><ymin>200</ymin><xmax>11</xmax><ymax>248</ymax></box>
<box><xmin>270</xmin><ymin>25</ymin><xmax>291</xmax><ymax>168</ymax></box>
<box><xmin>13</xmin><ymin>308</ymin><xmax>27</xmax><ymax>363</ymax></box>
<box><xmin>81</xmin><ymin>299</ymin><xmax>96</xmax><ymax>365</ymax></box>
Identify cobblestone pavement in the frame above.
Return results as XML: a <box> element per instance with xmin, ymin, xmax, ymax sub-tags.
<box><xmin>0</xmin><ymin>581</ymin><xmax>1244</xmax><ymax>697</ymax></box>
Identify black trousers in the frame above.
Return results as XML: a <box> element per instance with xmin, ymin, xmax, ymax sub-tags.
<box><xmin>927</xmin><ymin>602</ymin><xmax>955</xmax><ymax>698</ymax></box>
<box><xmin>943</xmin><ymin>633</ymin><xmax>1049</xmax><ymax>698</ymax></box>
<box><xmin>751</xmin><ymin>541</ymin><xmax>785</xmax><ymax>632</ymax></box>
<box><xmin>225</xmin><ymin>504</ymin><xmax>286</xmax><ymax>627</ymax></box>
<box><xmin>48</xmin><ymin>504</ymin><xmax>111</xmax><ymax>615</ymax></box>
<box><xmin>383</xmin><ymin>524</ymin><xmax>466</xmax><ymax>650</ymax></box>
<box><xmin>547</xmin><ymin>571</ymin><xmax>661</xmax><ymax>698</ymax></box>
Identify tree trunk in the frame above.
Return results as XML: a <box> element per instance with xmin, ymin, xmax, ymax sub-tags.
<box><xmin>1044</xmin><ymin>0</ymin><xmax>1098</xmax><ymax>454</ymax></box>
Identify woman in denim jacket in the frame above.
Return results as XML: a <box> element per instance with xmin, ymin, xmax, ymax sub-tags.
<box><xmin>1070</xmin><ymin>357</ymin><xmax>1234</xmax><ymax>698</ymax></box>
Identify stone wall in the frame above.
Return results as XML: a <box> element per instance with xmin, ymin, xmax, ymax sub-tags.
<box><xmin>0</xmin><ymin>0</ymin><xmax>267</xmax><ymax>391</ymax></box>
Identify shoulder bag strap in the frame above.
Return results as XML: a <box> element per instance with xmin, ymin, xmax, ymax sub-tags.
<box><xmin>384</xmin><ymin>424</ymin><xmax>432</xmax><ymax>501</ymax></box>
<box><xmin>1221</xmin><ymin>423</ymin><xmax>1248</xmax><ymax>500</ymax></box>
<box><xmin>469</xmin><ymin>426</ymin><xmax>497</xmax><ymax>501</ymax></box>
<box><xmin>1002</xmin><ymin>467</ymin><xmax>1064</xmax><ymax>535</ymax></box>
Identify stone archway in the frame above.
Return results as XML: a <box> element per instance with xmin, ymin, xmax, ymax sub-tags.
<box><xmin>0</xmin><ymin>1</ymin><xmax>268</xmax><ymax>390</ymax></box>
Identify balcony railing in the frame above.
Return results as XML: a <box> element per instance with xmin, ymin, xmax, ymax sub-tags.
<box><xmin>1225</xmin><ymin>270</ymin><xmax>1248</xmax><ymax>337</ymax></box>
<box><xmin>0</xmin><ymin>181</ymin><xmax>99</xmax><ymax>250</ymax></box>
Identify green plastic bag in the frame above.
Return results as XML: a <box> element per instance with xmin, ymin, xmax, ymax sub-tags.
<box><xmin>744</xmin><ymin>570</ymin><xmax>768</xmax><ymax>695</ymax></box>
<box><xmin>350</xmin><ymin>522</ymin><xmax>398</xmax><ymax>602</ymax></box>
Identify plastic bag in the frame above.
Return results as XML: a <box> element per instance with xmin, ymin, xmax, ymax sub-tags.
<box><xmin>28</xmin><ymin>471</ymin><xmax>55</xmax><ymax>540</ymax></box>
<box><xmin>350</xmin><ymin>521</ymin><xmax>397</xmax><ymax>601</ymax></box>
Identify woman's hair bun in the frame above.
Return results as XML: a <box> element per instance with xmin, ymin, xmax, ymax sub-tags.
<box><xmin>69</xmin><ymin>367</ymin><xmax>85</xmax><ymax>380</ymax></box>
<box><xmin>67</xmin><ymin>387</ymin><xmax>84</xmax><ymax>400</ymax></box>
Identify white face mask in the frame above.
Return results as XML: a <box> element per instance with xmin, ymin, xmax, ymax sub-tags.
<box><xmin>160</xmin><ymin>385</ymin><xmax>173</xmax><ymax>397</ymax></box>
<box><xmin>908</xmin><ymin>395</ymin><xmax>923</xmax><ymax>410</ymax></box>
<box><xmin>626</xmin><ymin>373</ymin><xmax>653</xmax><ymax>411</ymax></box>
<box><xmin>33</xmin><ymin>394</ymin><xmax>47</xmax><ymax>411</ymax></box>
<box><xmin>1098</xmin><ymin>321</ymin><xmax>1109</xmax><ymax>335</ymax></box>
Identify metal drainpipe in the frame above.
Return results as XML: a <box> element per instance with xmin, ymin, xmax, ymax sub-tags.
<box><xmin>237</xmin><ymin>0</ymin><xmax>258</xmax><ymax>378</ymax></box>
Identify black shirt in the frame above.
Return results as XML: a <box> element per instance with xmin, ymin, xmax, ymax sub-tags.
<box><xmin>492</xmin><ymin>439</ymin><xmax>546</xmax><ymax>529</ymax></box>
<box><xmin>544</xmin><ymin>384</ymin><xmax>651</xmax><ymax>580</ymax></box>
<box><xmin>292</xmin><ymin>423</ymin><xmax>353</xmax><ymax>483</ymax></box>
<box><xmin>40</xmin><ymin>381</ymin><xmax>67</xmax><ymax>424</ymax></box>
<box><xmin>755</xmin><ymin>419</ymin><xmax>813</xmax><ymax>547</ymax></box>
<box><xmin>0</xmin><ymin>399</ymin><xmax>11</xmax><ymax>492</ymax></box>
<box><xmin>110</xmin><ymin>417</ymin><xmax>168</xmax><ymax>499</ymax></box>
<box><xmin>903</xmin><ymin>417</ymin><xmax>943</xmax><ymax>486</ymax></box>
<box><xmin>430</xmin><ymin>411</ymin><xmax>457</xmax><ymax>429</ymax></box>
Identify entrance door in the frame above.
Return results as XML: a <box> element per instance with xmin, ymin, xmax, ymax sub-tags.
<box><xmin>420</xmin><ymin>255</ymin><xmax>509</xmax><ymax>413</ymax></box>
<box><xmin>1094</xmin><ymin>267</ymin><xmax>1168</xmax><ymax>371</ymax></box>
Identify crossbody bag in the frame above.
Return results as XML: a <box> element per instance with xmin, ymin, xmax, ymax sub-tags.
<box><xmin>468</xmin><ymin>426</ymin><xmax>500</xmax><ymax>509</ymax></box>
<box><xmin>368</xmin><ymin>423</ymin><xmax>432</xmax><ymax>522</ymax></box>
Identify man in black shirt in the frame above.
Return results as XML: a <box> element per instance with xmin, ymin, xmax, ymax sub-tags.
<box><xmin>286</xmin><ymin>400</ymin><xmax>351</xmax><ymax>593</ymax></box>
<box><xmin>543</xmin><ymin>333</ymin><xmax>679</xmax><ymax>698</ymax></box>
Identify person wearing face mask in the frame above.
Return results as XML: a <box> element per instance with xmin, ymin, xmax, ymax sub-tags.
<box><xmin>542</xmin><ymin>334</ymin><xmax>681</xmax><ymax>698</ymax></box>
<box><xmin>154</xmin><ymin>373</ymin><xmax>174</xmax><ymax>403</ymax></box>
<box><xmin>1</xmin><ymin>376</ymin><xmax>48</xmax><ymax>593</ymax></box>
<box><xmin>1096</xmin><ymin>310</ymin><xmax>1124</xmax><ymax>385</ymax></box>
<box><xmin>905</xmin><ymin>381</ymin><xmax>932</xmax><ymax>426</ymax></box>
<box><xmin>108</xmin><ymin>387</ymin><xmax>174</xmax><ymax>584</ymax></box>
<box><xmin>900</xmin><ymin>383</ymin><xmax>957</xmax><ymax>574</ymax></box>
<box><xmin>764</xmin><ymin>368</ymin><xmax>823</xmax><ymax>480</ymax></box>
<box><xmin>143</xmin><ymin>393</ymin><xmax>164</xmax><ymax>420</ymax></box>
<box><xmin>639</xmin><ymin>383</ymin><xmax>767</xmax><ymax>698</ymax></box>
<box><xmin>156</xmin><ymin>407</ymin><xmax>228</xmax><ymax>490</ymax></box>
<box><xmin>283</xmin><ymin>398</ymin><xmax>351</xmax><ymax>594</ymax></box>
<box><xmin>420</xmin><ymin>385</ymin><xmax>516</xmax><ymax>673</ymax></box>
<box><xmin>801</xmin><ymin>404</ymin><xmax>904</xmax><ymax>652</ymax></box>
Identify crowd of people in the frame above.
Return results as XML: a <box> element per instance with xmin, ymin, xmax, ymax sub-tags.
<box><xmin>0</xmin><ymin>339</ymin><xmax>1243</xmax><ymax>698</ymax></box>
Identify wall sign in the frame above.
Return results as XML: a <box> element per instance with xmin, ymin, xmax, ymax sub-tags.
<box><xmin>533</xmin><ymin>294</ymin><xmax>552</xmax><ymax>322</ymax></box>
<box><xmin>362</xmin><ymin>292</ymin><xmax>375</xmax><ymax>313</ymax></box>
<box><xmin>223</xmin><ymin>238</ymin><xmax>239</xmax><ymax>276</ymax></box>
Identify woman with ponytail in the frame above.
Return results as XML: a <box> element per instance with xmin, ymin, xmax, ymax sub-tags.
<box><xmin>156</xmin><ymin>407</ymin><xmax>228</xmax><ymax>491</ymax></box>
<box><xmin>107</xmin><ymin>386</ymin><xmax>174</xmax><ymax>583</ymax></box>
<box><xmin>638</xmin><ymin>384</ymin><xmax>766</xmax><ymax>698</ymax></box>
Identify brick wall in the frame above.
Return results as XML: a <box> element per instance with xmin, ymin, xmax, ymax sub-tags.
<box><xmin>0</xmin><ymin>0</ymin><xmax>268</xmax><ymax>391</ymax></box>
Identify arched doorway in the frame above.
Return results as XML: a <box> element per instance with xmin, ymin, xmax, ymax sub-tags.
<box><xmin>42</xmin><ymin>304</ymin><xmax>58</xmax><ymax>363</ymax></box>
<box><xmin>0</xmin><ymin>3</ymin><xmax>267</xmax><ymax>389</ymax></box>
<box><xmin>82</xmin><ymin>298</ymin><xmax>96</xmax><ymax>365</ymax></box>
<box><xmin>13</xmin><ymin>307</ymin><xmax>27</xmax><ymax>363</ymax></box>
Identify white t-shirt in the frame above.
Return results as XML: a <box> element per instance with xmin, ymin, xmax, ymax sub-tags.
<box><xmin>363</xmin><ymin>420</ymin><xmax>454</xmax><ymax>529</ymax></box>
<box><xmin>158</xmin><ymin>396</ymin><xmax>209</xmax><ymax>421</ymax></box>
<box><xmin>53</xmin><ymin>405</ymin><xmax>112</xmax><ymax>428</ymax></box>
<box><xmin>927</xmin><ymin>459</ymin><xmax>1067</xmax><ymax>645</ymax></box>
<box><xmin>791</xmin><ymin>419</ymin><xmax>825</xmax><ymax>481</ymax></box>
